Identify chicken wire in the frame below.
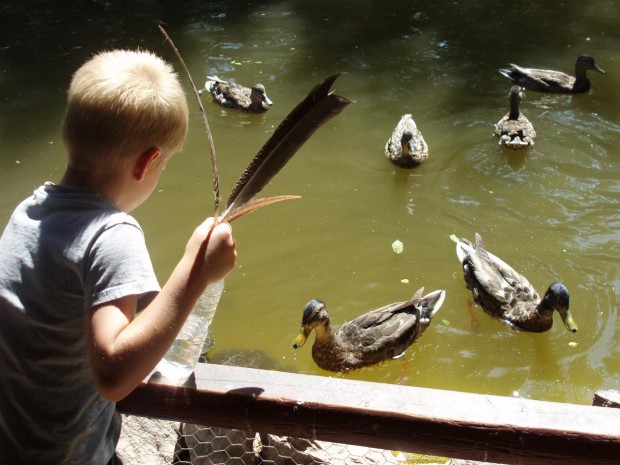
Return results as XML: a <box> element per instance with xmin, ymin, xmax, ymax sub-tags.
<box><xmin>116</xmin><ymin>414</ymin><xmax>482</xmax><ymax>465</ymax></box>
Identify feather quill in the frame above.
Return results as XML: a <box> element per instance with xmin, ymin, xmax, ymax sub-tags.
<box><xmin>220</xmin><ymin>73</ymin><xmax>350</xmax><ymax>223</ymax></box>
<box><xmin>158</xmin><ymin>25</ymin><xmax>222</xmax><ymax>219</ymax></box>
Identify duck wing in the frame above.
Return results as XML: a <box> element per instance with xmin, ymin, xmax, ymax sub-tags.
<box><xmin>501</xmin><ymin>64</ymin><xmax>573</xmax><ymax>92</ymax></box>
<box><xmin>385</xmin><ymin>114</ymin><xmax>429</xmax><ymax>166</ymax></box>
<box><xmin>217</xmin><ymin>82</ymin><xmax>252</xmax><ymax>108</ymax></box>
<box><xmin>495</xmin><ymin>115</ymin><xmax>536</xmax><ymax>149</ymax></box>
<box><xmin>385</xmin><ymin>115</ymin><xmax>418</xmax><ymax>150</ymax></box>
<box><xmin>337</xmin><ymin>289</ymin><xmax>444</xmax><ymax>360</ymax></box>
<box><xmin>456</xmin><ymin>234</ymin><xmax>540</xmax><ymax>321</ymax></box>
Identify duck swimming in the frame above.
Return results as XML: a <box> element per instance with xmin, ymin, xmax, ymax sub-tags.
<box><xmin>498</xmin><ymin>55</ymin><xmax>606</xmax><ymax>93</ymax></box>
<box><xmin>384</xmin><ymin>114</ymin><xmax>429</xmax><ymax>168</ymax></box>
<box><xmin>495</xmin><ymin>86</ymin><xmax>536</xmax><ymax>150</ymax></box>
<box><xmin>201</xmin><ymin>76</ymin><xmax>273</xmax><ymax>112</ymax></box>
<box><xmin>451</xmin><ymin>233</ymin><xmax>577</xmax><ymax>333</ymax></box>
<box><xmin>292</xmin><ymin>288</ymin><xmax>445</xmax><ymax>372</ymax></box>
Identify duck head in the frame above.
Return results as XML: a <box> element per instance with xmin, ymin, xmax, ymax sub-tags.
<box><xmin>292</xmin><ymin>299</ymin><xmax>330</xmax><ymax>348</ymax></box>
<box><xmin>576</xmin><ymin>55</ymin><xmax>606</xmax><ymax>75</ymax></box>
<box><xmin>400</xmin><ymin>130</ymin><xmax>415</xmax><ymax>156</ymax></box>
<box><xmin>540</xmin><ymin>282</ymin><xmax>577</xmax><ymax>333</ymax></box>
<box><xmin>250</xmin><ymin>84</ymin><xmax>273</xmax><ymax>107</ymax></box>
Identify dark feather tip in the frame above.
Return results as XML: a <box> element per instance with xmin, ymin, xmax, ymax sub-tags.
<box><xmin>222</xmin><ymin>74</ymin><xmax>350</xmax><ymax>221</ymax></box>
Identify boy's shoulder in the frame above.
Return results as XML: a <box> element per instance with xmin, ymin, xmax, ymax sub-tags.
<box><xmin>16</xmin><ymin>182</ymin><xmax>141</xmax><ymax>240</ymax></box>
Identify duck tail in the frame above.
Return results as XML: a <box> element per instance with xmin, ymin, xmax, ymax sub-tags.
<box><xmin>411</xmin><ymin>287</ymin><xmax>425</xmax><ymax>300</ymax></box>
<box><xmin>206</xmin><ymin>75</ymin><xmax>225</xmax><ymax>83</ymax></box>
<box><xmin>204</xmin><ymin>76</ymin><xmax>226</xmax><ymax>93</ymax></box>
<box><xmin>451</xmin><ymin>234</ymin><xmax>474</xmax><ymax>264</ymax></box>
<box><xmin>419</xmin><ymin>289</ymin><xmax>446</xmax><ymax>319</ymax></box>
<box><xmin>498</xmin><ymin>67</ymin><xmax>515</xmax><ymax>80</ymax></box>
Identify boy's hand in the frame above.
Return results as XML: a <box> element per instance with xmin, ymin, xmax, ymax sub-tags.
<box><xmin>88</xmin><ymin>217</ymin><xmax>236</xmax><ymax>401</ymax></box>
<box><xmin>186</xmin><ymin>217</ymin><xmax>237</xmax><ymax>286</ymax></box>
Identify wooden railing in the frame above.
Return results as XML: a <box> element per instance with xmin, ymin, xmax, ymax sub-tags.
<box><xmin>117</xmin><ymin>363</ymin><xmax>620</xmax><ymax>465</ymax></box>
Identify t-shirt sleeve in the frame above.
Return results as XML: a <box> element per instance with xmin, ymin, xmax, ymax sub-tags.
<box><xmin>85</xmin><ymin>220</ymin><xmax>161</xmax><ymax>311</ymax></box>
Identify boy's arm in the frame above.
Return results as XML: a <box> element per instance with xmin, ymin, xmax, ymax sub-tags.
<box><xmin>87</xmin><ymin>219</ymin><xmax>236</xmax><ymax>402</ymax></box>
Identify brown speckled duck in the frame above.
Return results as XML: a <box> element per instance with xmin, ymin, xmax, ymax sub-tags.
<box><xmin>494</xmin><ymin>86</ymin><xmax>536</xmax><ymax>150</ymax></box>
<box><xmin>384</xmin><ymin>114</ymin><xmax>429</xmax><ymax>168</ymax></box>
<box><xmin>201</xmin><ymin>76</ymin><xmax>273</xmax><ymax>112</ymax></box>
<box><xmin>451</xmin><ymin>233</ymin><xmax>577</xmax><ymax>333</ymax></box>
<box><xmin>499</xmin><ymin>55</ymin><xmax>606</xmax><ymax>93</ymax></box>
<box><xmin>292</xmin><ymin>288</ymin><xmax>445</xmax><ymax>372</ymax></box>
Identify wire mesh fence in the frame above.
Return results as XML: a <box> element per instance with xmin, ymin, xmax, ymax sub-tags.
<box><xmin>117</xmin><ymin>414</ymin><xmax>490</xmax><ymax>465</ymax></box>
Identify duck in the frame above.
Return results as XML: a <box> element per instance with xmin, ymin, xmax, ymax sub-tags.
<box><xmin>450</xmin><ymin>233</ymin><xmax>577</xmax><ymax>333</ymax></box>
<box><xmin>494</xmin><ymin>85</ymin><xmax>536</xmax><ymax>150</ymax></box>
<box><xmin>292</xmin><ymin>288</ymin><xmax>445</xmax><ymax>372</ymax></box>
<box><xmin>498</xmin><ymin>54</ymin><xmax>606</xmax><ymax>93</ymax></box>
<box><xmin>200</xmin><ymin>76</ymin><xmax>273</xmax><ymax>112</ymax></box>
<box><xmin>384</xmin><ymin>114</ymin><xmax>429</xmax><ymax>168</ymax></box>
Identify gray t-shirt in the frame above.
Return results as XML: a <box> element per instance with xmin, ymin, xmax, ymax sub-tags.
<box><xmin>0</xmin><ymin>183</ymin><xmax>160</xmax><ymax>465</ymax></box>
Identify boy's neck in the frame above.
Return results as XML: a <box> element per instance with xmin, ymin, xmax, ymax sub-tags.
<box><xmin>59</xmin><ymin>148</ymin><xmax>161</xmax><ymax>213</ymax></box>
<box><xmin>60</xmin><ymin>165</ymin><xmax>126</xmax><ymax>209</ymax></box>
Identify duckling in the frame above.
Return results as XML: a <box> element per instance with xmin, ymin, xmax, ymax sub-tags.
<box><xmin>292</xmin><ymin>288</ymin><xmax>445</xmax><ymax>372</ymax></box>
<box><xmin>451</xmin><ymin>233</ymin><xmax>577</xmax><ymax>333</ymax></box>
<box><xmin>499</xmin><ymin>55</ymin><xmax>606</xmax><ymax>93</ymax></box>
<box><xmin>494</xmin><ymin>86</ymin><xmax>536</xmax><ymax>150</ymax></box>
<box><xmin>201</xmin><ymin>76</ymin><xmax>273</xmax><ymax>112</ymax></box>
<box><xmin>384</xmin><ymin>114</ymin><xmax>429</xmax><ymax>168</ymax></box>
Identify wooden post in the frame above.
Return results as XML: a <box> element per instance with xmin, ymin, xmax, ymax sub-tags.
<box><xmin>118</xmin><ymin>363</ymin><xmax>620</xmax><ymax>465</ymax></box>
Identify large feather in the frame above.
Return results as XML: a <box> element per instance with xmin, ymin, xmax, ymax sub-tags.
<box><xmin>221</xmin><ymin>73</ymin><xmax>351</xmax><ymax>222</ymax></box>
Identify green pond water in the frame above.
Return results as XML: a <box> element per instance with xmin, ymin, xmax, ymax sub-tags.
<box><xmin>1</xmin><ymin>0</ymin><xmax>619</xmax><ymax>405</ymax></box>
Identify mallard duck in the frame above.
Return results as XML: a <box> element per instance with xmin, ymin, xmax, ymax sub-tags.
<box><xmin>451</xmin><ymin>233</ymin><xmax>577</xmax><ymax>333</ymax></box>
<box><xmin>498</xmin><ymin>55</ymin><xmax>606</xmax><ymax>93</ymax></box>
<box><xmin>200</xmin><ymin>76</ymin><xmax>273</xmax><ymax>112</ymax></box>
<box><xmin>292</xmin><ymin>288</ymin><xmax>445</xmax><ymax>372</ymax></box>
<box><xmin>494</xmin><ymin>86</ymin><xmax>536</xmax><ymax>150</ymax></box>
<box><xmin>384</xmin><ymin>114</ymin><xmax>429</xmax><ymax>168</ymax></box>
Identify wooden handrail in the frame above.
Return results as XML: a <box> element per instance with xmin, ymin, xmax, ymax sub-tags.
<box><xmin>117</xmin><ymin>363</ymin><xmax>620</xmax><ymax>465</ymax></box>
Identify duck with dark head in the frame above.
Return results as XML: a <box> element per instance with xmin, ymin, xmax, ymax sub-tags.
<box><xmin>499</xmin><ymin>54</ymin><xmax>606</xmax><ymax>93</ymax></box>
<box><xmin>201</xmin><ymin>76</ymin><xmax>273</xmax><ymax>112</ymax></box>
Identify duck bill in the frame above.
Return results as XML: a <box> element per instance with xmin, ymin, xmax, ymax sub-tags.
<box><xmin>292</xmin><ymin>327</ymin><xmax>309</xmax><ymax>349</ymax></box>
<box><xmin>562</xmin><ymin>311</ymin><xmax>578</xmax><ymax>333</ymax></box>
<box><xmin>263</xmin><ymin>94</ymin><xmax>273</xmax><ymax>106</ymax></box>
<box><xmin>594</xmin><ymin>64</ymin><xmax>607</xmax><ymax>74</ymax></box>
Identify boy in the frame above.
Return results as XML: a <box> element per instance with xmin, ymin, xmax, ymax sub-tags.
<box><xmin>0</xmin><ymin>49</ymin><xmax>237</xmax><ymax>464</ymax></box>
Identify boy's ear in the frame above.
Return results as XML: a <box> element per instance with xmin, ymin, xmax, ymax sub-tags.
<box><xmin>134</xmin><ymin>147</ymin><xmax>161</xmax><ymax>181</ymax></box>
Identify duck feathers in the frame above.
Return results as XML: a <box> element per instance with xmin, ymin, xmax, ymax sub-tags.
<box><xmin>385</xmin><ymin>114</ymin><xmax>429</xmax><ymax>168</ymax></box>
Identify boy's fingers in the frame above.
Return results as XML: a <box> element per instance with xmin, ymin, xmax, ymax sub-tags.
<box><xmin>216</xmin><ymin>222</ymin><xmax>233</xmax><ymax>235</ymax></box>
<box><xmin>195</xmin><ymin>217</ymin><xmax>215</xmax><ymax>233</ymax></box>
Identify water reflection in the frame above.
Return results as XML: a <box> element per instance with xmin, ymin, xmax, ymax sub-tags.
<box><xmin>1</xmin><ymin>0</ymin><xmax>619</xmax><ymax>405</ymax></box>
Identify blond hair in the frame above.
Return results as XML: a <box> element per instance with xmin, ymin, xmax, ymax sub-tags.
<box><xmin>62</xmin><ymin>49</ymin><xmax>189</xmax><ymax>172</ymax></box>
